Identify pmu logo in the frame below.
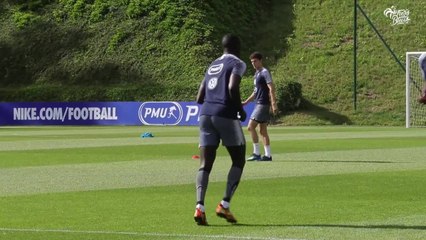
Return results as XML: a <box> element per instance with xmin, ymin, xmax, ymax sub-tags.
<box><xmin>208</xmin><ymin>63</ymin><xmax>223</xmax><ymax>75</ymax></box>
<box><xmin>138</xmin><ymin>102</ymin><xmax>183</xmax><ymax>125</ymax></box>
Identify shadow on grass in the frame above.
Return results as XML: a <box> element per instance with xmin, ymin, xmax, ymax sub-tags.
<box><xmin>280</xmin><ymin>160</ymin><xmax>401</xmax><ymax>164</ymax></box>
<box><xmin>210</xmin><ymin>223</ymin><xmax>426</xmax><ymax>230</ymax></box>
<box><xmin>289</xmin><ymin>99</ymin><xmax>353</xmax><ymax>125</ymax></box>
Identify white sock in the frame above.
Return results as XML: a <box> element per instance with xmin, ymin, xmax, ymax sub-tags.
<box><xmin>220</xmin><ymin>200</ymin><xmax>230</xmax><ymax>209</ymax></box>
<box><xmin>253</xmin><ymin>143</ymin><xmax>260</xmax><ymax>155</ymax></box>
<box><xmin>196</xmin><ymin>203</ymin><xmax>205</xmax><ymax>212</ymax></box>
<box><xmin>264</xmin><ymin>145</ymin><xmax>271</xmax><ymax>157</ymax></box>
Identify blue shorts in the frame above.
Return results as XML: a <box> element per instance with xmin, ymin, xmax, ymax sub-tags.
<box><xmin>199</xmin><ymin>115</ymin><xmax>245</xmax><ymax>147</ymax></box>
<box><xmin>250</xmin><ymin>104</ymin><xmax>270</xmax><ymax>123</ymax></box>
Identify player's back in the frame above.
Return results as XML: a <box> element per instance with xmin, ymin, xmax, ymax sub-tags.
<box><xmin>200</xmin><ymin>54</ymin><xmax>246</xmax><ymax>119</ymax></box>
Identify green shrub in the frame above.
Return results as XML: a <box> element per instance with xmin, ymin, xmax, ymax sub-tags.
<box><xmin>9</xmin><ymin>0</ymin><xmax>54</xmax><ymax>11</ymax></box>
<box><xmin>126</xmin><ymin>0</ymin><xmax>157</xmax><ymax>19</ymax></box>
<box><xmin>107</xmin><ymin>29</ymin><xmax>129</xmax><ymax>52</ymax></box>
<box><xmin>12</xmin><ymin>10</ymin><xmax>40</xmax><ymax>28</ymax></box>
<box><xmin>276</xmin><ymin>81</ymin><xmax>303</xmax><ymax>112</ymax></box>
<box><xmin>15</xmin><ymin>85</ymin><xmax>62</xmax><ymax>101</ymax></box>
<box><xmin>90</xmin><ymin>0</ymin><xmax>110</xmax><ymax>22</ymax></box>
<box><xmin>105</xmin><ymin>87</ymin><xmax>138</xmax><ymax>101</ymax></box>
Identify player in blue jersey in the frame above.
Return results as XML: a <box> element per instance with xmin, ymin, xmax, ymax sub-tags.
<box><xmin>418</xmin><ymin>53</ymin><xmax>426</xmax><ymax>104</ymax></box>
<box><xmin>243</xmin><ymin>52</ymin><xmax>278</xmax><ymax>161</ymax></box>
<box><xmin>193</xmin><ymin>34</ymin><xmax>247</xmax><ymax>226</ymax></box>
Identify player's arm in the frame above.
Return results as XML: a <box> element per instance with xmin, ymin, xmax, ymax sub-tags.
<box><xmin>264</xmin><ymin>70</ymin><xmax>278</xmax><ymax>114</ymax></box>
<box><xmin>196</xmin><ymin>79</ymin><xmax>206</xmax><ymax>104</ymax></box>
<box><xmin>229</xmin><ymin>74</ymin><xmax>244</xmax><ymax>112</ymax></box>
<box><xmin>267</xmin><ymin>82</ymin><xmax>278</xmax><ymax>113</ymax></box>
<box><xmin>242</xmin><ymin>92</ymin><xmax>255</xmax><ymax>105</ymax></box>
<box><xmin>229</xmin><ymin>61</ymin><xmax>247</xmax><ymax>121</ymax></box>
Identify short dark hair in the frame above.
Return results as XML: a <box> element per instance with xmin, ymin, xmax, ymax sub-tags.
<box><xmin>222</xmin><ymin>34</ymin><xmax>241</xmax><ymax>53</ymax></box>
<box><xmin>250</xmin><ymin>52</ymin><xmax>263</xmax><ymax>60</ymax></box>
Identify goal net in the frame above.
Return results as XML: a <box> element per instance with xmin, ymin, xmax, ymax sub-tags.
<box><xmin>406</xmin><ymin>52</ymin><xmax>426</xmax><ymax>128</ymax></box>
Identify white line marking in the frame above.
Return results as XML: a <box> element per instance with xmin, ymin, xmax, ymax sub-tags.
<box><xmin>0</xmin><ymin>227</ymin><xmax>308</xmax><ymax>240</ymax></box>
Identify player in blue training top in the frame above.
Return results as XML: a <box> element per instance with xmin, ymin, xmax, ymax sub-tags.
<box><xmin>243</xmin><ymin>52</ymin><xmax>278</xmax><ymax>161</ymax></box>
<box><xmin>418</xmin><ymin>52</ymin><xmax>426</xmax><ymax>104</ymax></box>
<box><xmin>194</xmin><ymin>34</ymin><xmax>247</xmax><ymax>226</ymax></box>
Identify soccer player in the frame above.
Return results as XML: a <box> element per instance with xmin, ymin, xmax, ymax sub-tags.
<box><xmin>194</xmin><ymin>34</ymin><xmax>247</xmax><ymax>226</ymax></box>
<box><xmin>243</xmin><ymin>52</ymin><xmax>278</xmax><ymax>161</ymax></box>
<box><xmin>418</xmin><ymin>52</ymin><xmax>426</xmax><ymax>104</ymax></box>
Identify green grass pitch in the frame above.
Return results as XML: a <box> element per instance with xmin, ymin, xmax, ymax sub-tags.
<box><xmin>0</xmin><ymin>126</ymin><xmax>425</xmax><ymax>240</ymax></box>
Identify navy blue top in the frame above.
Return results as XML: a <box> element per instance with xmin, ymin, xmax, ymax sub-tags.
<box><xmin>200</xmin><ymin>54</ymin><xmax>246</xmax><ymax>119</ymax></box>
<box><xmin>253</xmin><ymin>68</ymin><xmax>273</xmax><ymax>105</ymax></box>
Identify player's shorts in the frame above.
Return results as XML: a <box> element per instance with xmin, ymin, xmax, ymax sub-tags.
<box><xmin>250</xmin><ymin>104</ymin><xmax>270</xmax><ymax>123</ymax></box>
<box><xmin>199</xmin><ymin>115</ymin><xmax>245</xmax><ymax>147</ymax></box>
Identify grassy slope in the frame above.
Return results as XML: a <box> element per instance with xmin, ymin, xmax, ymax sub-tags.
<box><xmin>0</xmin><ymin>1</ymin><xmax>269</xmax><ymax>98</ymax></box>
<box><xmin>271</xmin><ymin>0</ymin><xmax>426</xmax><ymax>125</ymax></box>
<box><xmin>1</xmin><ymin>0</ymin><xmax>426</xmax><ymax>125</ymax></box>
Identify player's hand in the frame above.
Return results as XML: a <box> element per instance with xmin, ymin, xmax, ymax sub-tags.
<box><xmin>273</xmin><ymin>108</ymin><xmax>279</xmax><ymax>116</ymax></box>
<box><xmin>238</xmin><ymin>110</ymin><xmax>247</xmax><ymax>122</ymax></box>
<box><xmin>271</xmin><ymin>104</ymin><xmax>278</xmax><ymax>116</ymax></box>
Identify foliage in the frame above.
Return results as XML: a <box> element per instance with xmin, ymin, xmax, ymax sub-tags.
<box><xmin>126</xmin><ymin>0</ymin><xmax>157</xmax><ymax>19</ymax></box>
<box><xmin>0</xmin><ymin>0</ymin><xmax>270</xmax><ymax>94</ymax></box>
<box><xmin>7</xmin><ymin>0</ymin><xmax>54</xmax><ymax>11</ymax></box>
<box><xmin>12</xmin><ymin>10</ymin><xmax>40</xmax><ymax>28</ymax></box>
<box><xmin>277</xmin><ymin>81</ymin><xmax>303</xmax><ymax>112</ymax></box>
<box><xmin>3</xmin><ymin>0</ymin><xmax>424</xmax><ymax>125</ymax></box>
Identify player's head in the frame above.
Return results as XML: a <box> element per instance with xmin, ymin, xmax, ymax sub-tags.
<box><xmin>250</xmin><ymin>51</ymin><xmax>263</xmax><ymax>70</ymax></box>
<box><xmin>222</xmin><ymin>34</ymin><xmax>241</xmax><ymax>56</ymax></box>
<box><xmin>250</xmin><ymin>52</ymin><xmax>263</xmax><ymax>61</ymax></box>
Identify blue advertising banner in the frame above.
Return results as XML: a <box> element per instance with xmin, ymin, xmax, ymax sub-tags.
<box><xmin>0</xmin><ymin>102</ymin><xmax>255</xmax><ymax>126</ymax></box>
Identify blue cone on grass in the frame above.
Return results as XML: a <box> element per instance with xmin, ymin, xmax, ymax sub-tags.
<box><xmin>141</xmin><ymin>132</ymin><xmax>154</xmax><ymax>138</ymax></box>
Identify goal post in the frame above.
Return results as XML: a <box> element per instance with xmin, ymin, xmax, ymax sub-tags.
<box><xmin>406</xmin><ymin>52</ymin><xmax>426</xmax><ymax>128</ymax></box>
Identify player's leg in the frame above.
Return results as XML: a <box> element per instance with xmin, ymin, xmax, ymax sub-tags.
<box><xmin>247</xmin><ymin>119</ymin><xmax>261</xmax><ymax>160</ymax></box>
<box><xmin>196</xmin><ymin>145</ymin><xmax>218</xmax><ymax>207</ymax></box>
<box><xmin>212</xmin><ymin>116</ymin><xmax>246</xmax><ymax>223</ymax></box>
<box><xmin>194</xmin><ymin>145</ymin><xmax>218</xmax><ymax>225</ymax></box>
<box><xmin>194</xmin><ymin>115</ymin><xmax>220</xmax><ymax>225</ymax></box>
<box><xmin>259</xmin><ymin>123</ymin><xmax>272</xmax><ymax>161</ymax></box>
<box><xmin>223</xmin><ymin>144</ymin><xmax>246</xmax><ymax>202</ymax></box>
<box><xmin>215</xmin><ymin>144</ymin><xmax>245</xmax><ymax>223</ymax></box>
<box><xmin>250</xmin><ymin>104</ymin><xmax>271</xmax><ymax>160</ymax></box>
<box><xmin>259</xmin><ymin>122</ymin><xmax>270</xmax><ymax>146</ymax></box>
<box><xmin>247</xmin><ymin>119</ymin><xmax>259</xmax><ymax>143</ymax></box>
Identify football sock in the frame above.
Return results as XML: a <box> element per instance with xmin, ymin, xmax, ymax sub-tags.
<box><xmin>253</xmin><ymin>143</ymin><xmax>260</xmax><ymax>155</ymax></box>
<box><xmin>264</xmin><ymin>145</ymin><xmax>271</xmax><ymax>157</ymax></box>
<box><xmin>196</xmin><ymin>203</ymin><xmax>205</xmax><ymax>212</ymax></box>
<box><xmin>196</xmin><ymin>170</ymin><xmax>210</xmax><ymax>205</ymax></box>
<box><xmin>224</xmin><ymin>166</ymin><xmax>242</xmax><ymax>201</ymax></box>
<box><xmin>220</xmin><ymin>200</ymin><xmax>230</xmax><ymax>209</ymax></box>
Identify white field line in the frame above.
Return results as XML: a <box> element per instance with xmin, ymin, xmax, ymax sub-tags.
<box><xmin>0</xmin><ymin>227</ymin><xmax>309</xmax><ymax>240</ymax></box>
